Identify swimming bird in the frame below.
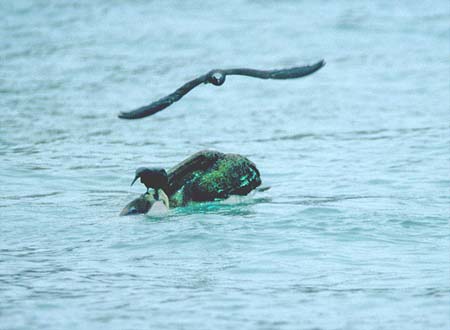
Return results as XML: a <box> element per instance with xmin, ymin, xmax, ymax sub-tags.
<box><xmin>121</xmin><ymin>150</ymin><xmax>262</xmax><ymax>215</ymax></box>
<box><xmin>118</xmin><ymin>60</ymin><xmax>325</xmax><ymax>120</ymax></box>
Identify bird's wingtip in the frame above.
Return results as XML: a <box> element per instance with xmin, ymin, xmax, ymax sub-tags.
<box><xmin>118</xmin><ymin>111</ymin><xmax>134</xmax><ymax>119</ymax></box>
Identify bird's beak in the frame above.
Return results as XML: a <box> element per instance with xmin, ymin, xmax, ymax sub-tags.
<box><xmin>131</xmin><ymin>175</ymin><xmax>139</xmax><ymax>186</ymax></box>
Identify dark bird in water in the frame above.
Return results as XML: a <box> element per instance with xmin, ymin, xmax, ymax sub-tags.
<box><xmin>118</xmin><ymin>60</ymin><xmax>325</xmax><ymax>120</ymax></box>
<box><xmin>121</xmin><ymin>150</ymin><xmax>263</xmax><ymax>216</ymax></box>
<box><xmin>131</xmin><ymin>167</ymin><xmax>169</xmax><ymax>200</ymax></box>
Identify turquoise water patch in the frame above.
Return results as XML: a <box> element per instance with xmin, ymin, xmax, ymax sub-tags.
<box><xmin>1</xmin><ymin>1</ymin><xmax>449</xmax><ymax>330</ymax></box>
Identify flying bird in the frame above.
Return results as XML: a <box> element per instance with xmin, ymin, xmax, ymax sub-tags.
<box><xmin>118</xmin><ymin>59</ymin><xmax>325</xmax><ymax>120</ymax></box>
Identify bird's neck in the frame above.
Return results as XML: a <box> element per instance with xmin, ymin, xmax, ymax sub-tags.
<box><xmin>156</xmin><ymin>189</ymin><xmax>170</xmax><ymax>209</ymax></box>
<box><xmin>143</xmin><ymin>189</ymin><xmax>170</xmax><ymax>212</ymax></box>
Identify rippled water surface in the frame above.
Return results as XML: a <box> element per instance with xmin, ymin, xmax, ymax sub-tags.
<box><xmin>1</xmin><ymin>1</ymin><xmax>449</xmax><ymax>329</ymax></box>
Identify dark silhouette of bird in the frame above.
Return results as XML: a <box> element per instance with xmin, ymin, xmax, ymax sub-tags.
<box><xmin>118</xmin><ymin>60</ymin><xmax>325</xmax><ymax>120</ymax></box>
<box><xmin>131</xmin><ymin>167</ymin><xmax>169</xmax><ymax>199</ymax></box>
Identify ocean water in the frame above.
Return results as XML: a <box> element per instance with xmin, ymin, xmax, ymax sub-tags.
<box><xmin>1</xmin><ymin>1</ymin><xmax>449</xmax><ymax>329</ymax></box>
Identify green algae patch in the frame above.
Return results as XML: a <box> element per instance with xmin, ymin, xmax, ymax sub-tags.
<box><xmin>186</xmin><ymin>155</ymin><xmax>261</xmax><ymax>202</ymax></box>
<box><xmin>123</xmin><ymin>151</ymin><xmax>262</xmax><ymax>214</ymax></box>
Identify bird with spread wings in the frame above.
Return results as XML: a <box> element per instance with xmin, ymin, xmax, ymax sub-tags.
<box><xmin>118</xmin><ymin>60</ymin><xmax>325</xmax><ymax>120</ymax></box>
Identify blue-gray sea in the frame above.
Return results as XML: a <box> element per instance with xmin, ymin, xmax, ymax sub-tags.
<box><xmin>1</xmin><ymin>1</ymin><xmax>449</xmax><ymax>329</ymax></box>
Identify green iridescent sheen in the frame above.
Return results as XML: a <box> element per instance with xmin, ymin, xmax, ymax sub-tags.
<box><xmin>120</xmin><ymin>150</ymin><xmax>261</xmax><ymax>215</ymax></box>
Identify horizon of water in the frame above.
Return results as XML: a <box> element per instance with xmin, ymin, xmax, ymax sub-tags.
<box><xmin>1</xmin><ymin>1</ymin><xmax>449</xmax><ymax>329</ymax></box>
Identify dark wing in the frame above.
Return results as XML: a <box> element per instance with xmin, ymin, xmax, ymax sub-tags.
<box><xmin>166</xmin><ymin>150</ymin><xmax>225</xmax><ymax>195</ymax></box>
<box><xmin>223</xmin><ymin>59</ymin><xmax>325</xmax><ymax>79</ymax></box>
<box><xmin>166</xmin><ymin>150</ymin><xmax>261</xmax><ymax>203</ymax></box>
<box><xmin>118</xmin><ymin>74</ymin><xmax>207</xmax><ymax>119</ymax></box>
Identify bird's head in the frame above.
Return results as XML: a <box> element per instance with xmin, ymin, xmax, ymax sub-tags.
<box><xmin>120</xmin><ymin>194</ymin><xmax>152</xmax><ymax>216</ymax></box>
<box><xmin>119</xmin><ymin>190</ymin><xmax>169</xmax><ymax>216</ymax></box>
<box><xmin>131</xmin><ymin>167</ymin><xmax>169</xmax><ymax>194</ymax></box>
<box><xmin>207</xmin><ymin>70</ymin><xmax>226</xmax><ymax>86</ymax></box>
